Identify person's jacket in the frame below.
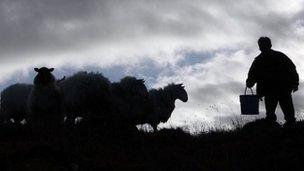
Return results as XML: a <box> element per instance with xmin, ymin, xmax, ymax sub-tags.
<box><xmin>246</xmin><ymin>49</ymin><xmax>299</xmax><ymax>97</ymax></box>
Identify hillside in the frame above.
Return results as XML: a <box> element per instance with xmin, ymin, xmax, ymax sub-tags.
<box><xmin>0</xmin><ymin>119</ymin><xmax>303</xmax><ymax>170</ymax></box>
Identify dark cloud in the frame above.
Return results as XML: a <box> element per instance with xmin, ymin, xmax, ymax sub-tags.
<box><xmin>2</xmin><ymin>0</ymin><xmax>301</xmax><ymax>61</ymax></box>
<box><xmin>0</xmin><ymin>0</ymin><xmax>98</xmax><ymax>52</ymax></box>
<box><xmin>0</xmin><ymin>0</ymin><xmax>210</xmax><ymax>60</ymax></box>
<box><xmin>0</xmin><ymin>1</ymin><xmax>302</xmax><ymax>71</ymax></box>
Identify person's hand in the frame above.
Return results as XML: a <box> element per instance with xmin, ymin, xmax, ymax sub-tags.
<box><xmin>292</xmin><ymin>85</ymin><xmax>298</xmax><ymax>92</ymax></box>
<box><xmin>246</xmin><ymin>80</ymin><xmax>254</xmax><ymax>88</ymax></box>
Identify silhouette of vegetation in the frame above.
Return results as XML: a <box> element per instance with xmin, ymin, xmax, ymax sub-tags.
<box><xmin>0</xmin><ymin>119</ymin><xmax>302</xmax><ymax>170</ymax></box>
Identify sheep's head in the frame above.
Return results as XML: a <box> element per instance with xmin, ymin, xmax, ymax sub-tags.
<box><xmin>120</xmin><ymin>76</ymin><xmax>148</xmax><ymax>98</ymax></box>
<box><xmin>165</xmin><ymin>83</ymin><xmax>188</xmax><ymax>102</ymax></box>
<box><xmin>33</xmin><ymin>67</ymin><xmax>56</xmax><ymax>86</ymax></box>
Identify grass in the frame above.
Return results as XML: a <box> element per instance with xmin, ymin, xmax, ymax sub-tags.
<box><xmin>0</xmin><ymin>119</ymin><xmax>303</xmax><ymax>170</ymax></box>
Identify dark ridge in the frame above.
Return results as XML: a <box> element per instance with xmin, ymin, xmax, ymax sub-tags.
<box><xmin>0</xmin><ymin>119</ymin><xmax>302</xmax><ymax>170</ymax></box>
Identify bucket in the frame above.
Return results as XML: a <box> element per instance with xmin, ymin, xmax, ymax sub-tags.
<box><xmin>240</xmin><ymin>87</ymin><xmax>259</xmax><ymax>115</ymax></box>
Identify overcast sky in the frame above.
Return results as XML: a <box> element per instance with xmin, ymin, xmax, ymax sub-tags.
<box><xmin>1</xmin><ymin>0</ymin><xmax>304</xmax><ymax>129</ymax></box>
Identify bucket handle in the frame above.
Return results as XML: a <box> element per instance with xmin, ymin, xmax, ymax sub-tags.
<box><xmin>244</xmin><ymin>87</ymin><xmax>254</xmax><ymax>95</ymax></box>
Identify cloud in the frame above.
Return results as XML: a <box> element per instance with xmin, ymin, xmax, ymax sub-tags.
<box><xmin>153</xmin><ymin>50</ymin><xmax>252</xmax><ymax>125</ymax></box>
<box><xmin>1</xmin><ymin>0</ymin><xmax>302</xmax><ymax>62</ymax></box>
<box><xmin>0</xmin><ymin>0</ymin><xmax>304</xmax><ymax>128</ymax></box>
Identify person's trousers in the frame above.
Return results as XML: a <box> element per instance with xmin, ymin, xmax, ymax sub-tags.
<box><xmin>264</xmin><ymin>93</ymin><xmax>295</xmax><ymax>123</ymax></box>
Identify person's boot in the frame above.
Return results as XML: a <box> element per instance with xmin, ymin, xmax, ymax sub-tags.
<box><xmin>283</xmin><ymin>120</ymin><xmax>296</xmax><ymax>128</ymax></box>
<box><xmin>265</xmin><ymin>114</ymin><xmax>277</xmax><ymax>123</ymax></box>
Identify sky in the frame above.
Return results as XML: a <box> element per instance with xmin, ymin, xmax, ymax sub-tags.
<box><xmin>1</xmin><ymin>0</ymin><xmax>304</xmax><ymax>129</ymax></box>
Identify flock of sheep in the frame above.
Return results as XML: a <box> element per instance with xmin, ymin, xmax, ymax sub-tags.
<box><xmin>0</xmin><ymin>67</ymin><xmax>188</xmax><ymax>131</ymax></box>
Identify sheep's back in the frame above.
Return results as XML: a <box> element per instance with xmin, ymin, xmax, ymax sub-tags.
<box><xmin>60</xmin><ymin>72</ymin><xmax>110</xmax><ymax>118</ymax></box>
<box><xmin>146</xmin><ymin>89</ymin><xmax>173</xmax><ymax>125</ymax></box>
<box><xmin>107</xmin><ymin>82</ymin><xmax>150</xmax><ymax>126</ymax></box>
<box><xmin>28</xmin><ymin>85</ymin><xmax>62</xmax><ymax>118</ymax></box>
<box><xmin>0</xmin><ymin>83</ymin><xmax>33</xmax><ymax>120</ymax></box>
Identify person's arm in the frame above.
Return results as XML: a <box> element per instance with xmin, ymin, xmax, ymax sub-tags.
<box><xmin>281</xmin><ymin>53</ymin><xmax>299</xmax><ymax>92</ymax></box>
<box><xmin>246</xmin><ymin>59</ymin><xmax>259</xmax><ymax>88</ymax></box>
<box><xmin>290</xmin><ymin>62</ymin><xmax>299</xmax><ymax>92</ymax></box>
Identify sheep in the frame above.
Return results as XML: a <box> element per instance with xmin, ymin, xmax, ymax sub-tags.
<box><xmin>0</xmin><ymin>83</ymin><xmax>33</xmax><ymax>124</ymax></box>
<box><xmin>106</xmin><ymin>76</ymin><xmax>149</xmax><ymax>128</ymax></box>
<box><xmin>58</xmin><ymin>71</ymin><xmax>111</xmax><ymax>125</ymax></box>
<box><xmin>105</xmin><ymin>82</ymin><xmax>187</xmax><ymax>132</ymax></box>
<box><xmin>141</xmin><ymin>83</ymin><xmax>188</xmax><ymax>131</ymax></box>
<box><xmin>27</xmin><ymin>67</ymin><xmax>63</xmax><ymax>128</ymax></box>
<box><xmin>59</xmin><ymin>73</ymin><xmax>149</xmax><ymax>130</ymax></box>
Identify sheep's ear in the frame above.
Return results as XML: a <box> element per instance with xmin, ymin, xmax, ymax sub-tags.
<box><xmin>34</xmin><ymin>68</ymin><xmax>39</xmax><ymax>72</ymax></box>
<box><xmin>49</xmin><ymin>68</ymin><xmax>54</xmax><ymax>72</ymax></box>
<box><xmin>178</xmin><ymin>83</ymin><xmax>185</xmax><ymax>88</ymax></box>
<box><xmin>57</xmin><ymin>76</ymin><xmax>66</xmax><ymax>83</ymax></box>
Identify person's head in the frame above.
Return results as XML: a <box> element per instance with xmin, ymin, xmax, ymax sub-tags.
<box><xmin>258</xmin><ymin>37</ymin><xmax>272</xmax><ymax>52</ymax></box>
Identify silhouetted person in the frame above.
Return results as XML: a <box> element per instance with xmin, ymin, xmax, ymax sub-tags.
<box><xmin>246</xmin><ymin>37</ymin><xmax>299</xmax><ymax>126</ymax></box>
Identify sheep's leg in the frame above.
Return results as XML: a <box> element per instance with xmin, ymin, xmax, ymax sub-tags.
<box><xmin>65</xmin><ymin>115</ymin><xmax>76</xmax><ymax>127</ymax></box>
<box><xmin>152</xmin><ymin>124</ymin><xmax>158</xmax><ymax>132</ymax></box>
